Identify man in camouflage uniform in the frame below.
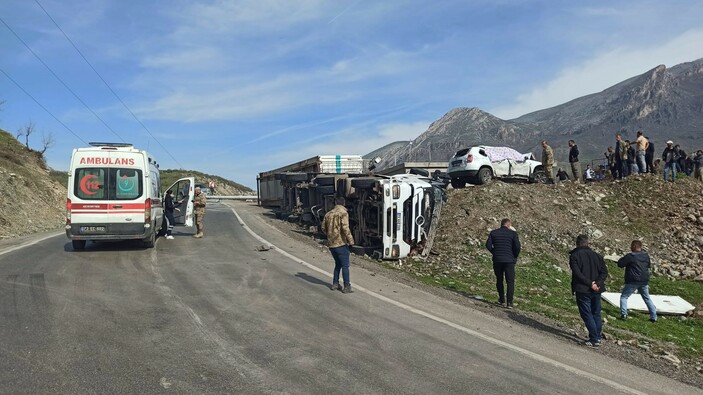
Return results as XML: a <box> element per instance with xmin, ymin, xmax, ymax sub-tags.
<box><xmin>541</xmin><ymin>140</ymin><xmax>555</xmax><ymax>184</ymax></box>
<box><xmin>322</xmin><ymin>196</ymin><xmax>355</xmax><ymax>293</ymax></box>
<box><xmin>193</xmin><ymin>186</ymin><xmax>207</xmax><ymax>238</ymax></box>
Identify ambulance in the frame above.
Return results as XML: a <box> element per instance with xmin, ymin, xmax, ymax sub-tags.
<box><xmin>65</xmin><ymin>142</ymin><xmax>194</xmax><ymax>250</ymax></box>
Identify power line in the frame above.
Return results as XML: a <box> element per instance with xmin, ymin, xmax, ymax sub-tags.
<box><xmin>0</xmin><ymin>67</ymin><xmax>88</xmax><ymax>145</ymax></box>
<box><xmin>0</xmin><ymin>16</ymin><xmax>126</xmax><ymax>143</ymax></box>
<box><xmin>33</xmin><ymin>0</ymin><xmax>184</xmax><ymax>169</ymax></box>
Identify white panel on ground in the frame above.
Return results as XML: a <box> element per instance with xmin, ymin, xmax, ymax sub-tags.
<box><xmin>601</xmin><ymin>292</ymin><xmax>696</xmax><ymax>315</ymax></box>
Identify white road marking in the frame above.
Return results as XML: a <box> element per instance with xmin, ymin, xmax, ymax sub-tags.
<box><xmin>0</xmin><ymin>232</ymin><xmax>63</xmax><ymax>256</ymax></box>
<box><xmin>229</xmin><ymin>207</ymin><xmax>646</xmax><ymax>395</ymax></box>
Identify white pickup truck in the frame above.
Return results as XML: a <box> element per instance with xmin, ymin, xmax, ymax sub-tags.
<box><xmin>447</xmin><ymin>145</ymin><xmax>546</xmax><ymax>188</ymax></box>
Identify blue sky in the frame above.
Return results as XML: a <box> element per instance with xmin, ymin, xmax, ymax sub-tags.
<box><xmin>1</xmin><ymin>0</ymin><xmax>702</xmax><ymax>188</ymax></box>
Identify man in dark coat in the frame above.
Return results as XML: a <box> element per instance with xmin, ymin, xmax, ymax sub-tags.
<box><xmin>568</xmin><ymin>140</ymin><xmax>581</xmax><ymax>183</ymax></box>
<box><xmin>569</xmin><ymin>235</ymin><xmax>608</xmax><ymax>347</ymax></box>
<box><xmin>486</xmin><ymin>218</ymin><xmax>521</xmax><ymax>308</ymax></box>
<box><xmin>618</xmin><ymin>240</ymin><xmax>657</xmax><ymax>322</ymax></box>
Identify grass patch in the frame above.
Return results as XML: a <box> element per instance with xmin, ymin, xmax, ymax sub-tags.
<box><xmin>406</xmin><ymin>252</ymin><xmax>703</xmax><ymax>357</ymax></box>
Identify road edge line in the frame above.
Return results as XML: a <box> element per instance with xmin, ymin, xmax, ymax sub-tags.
<box><xmin>0</xmin><ymin>232</ymin><xmax>64</xmax><ymax>257</ymax></box>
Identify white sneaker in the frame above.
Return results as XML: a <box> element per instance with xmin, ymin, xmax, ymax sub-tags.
<box><xmin>166</xmin><ymin>235</ymin><xmax>175</xmax><ymax>240</ymax></box>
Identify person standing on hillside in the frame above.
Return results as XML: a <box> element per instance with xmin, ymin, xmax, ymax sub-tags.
<box><xmin>541</xmin><ymin>140</ymin><xmax>555</xmax><ymax>184</ymax></box>
<box><xmin>322</xmin><ymin>196</ymin><xmax>355</xmax><ymax>294</ymax></box>
<box><xmin>569</xmin><ymin>234</ymin><xmax>608</xmax><ymax>347</ymax></box>
<box><xmin>645</xmin><ymin>136</ymin><xmax>655</xmax><ymax>174</ymax></box>
<box><xmin>626</xmin><ymin>140</ymin><xmax>638</xmax><ymax>175</ymax></box>
<box><xmin>662</xmin><ymin>141</ymin><xmax>678</xmax><ymax>182</ymax></box>
<box><xmin>617</xmin><ymin>240</ymin><xmax>657</xmax><ymax>322</ymax></box>
<box><xmin>615</xmin><ymin>134</ymin><xmax>626</xmax><ymax>180</ymax></box>
<box><xmin>486</xmin><ymin>218</ymin><xmax>521</xmax><ymax>308</ymax></box>
<box><xmin>605</xmin><ymin>147</ymin><xmax>618</xmax><ymax>179</ymax></box>
<box><xmin>635</xmin><ymin>131</ymin><xmax>649</xmax><ymax>174</ymax></box>
<box><xmin>694</xmin><ymin>150</ymin><xmax>703</xmax><ymax>182</ymax></box>
<box><xmin>568</xmin><ymin>140</ymin><xmax>581</xmax><ymax>183</ymax></box>
<box><xmin>193</xmin><ymin>186</ymin><xmax>207</xmax><ymax>238</ymax></box>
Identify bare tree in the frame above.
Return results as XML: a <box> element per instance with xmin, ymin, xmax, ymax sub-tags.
<box><xmin>40</xmin><ymin>131</ymin><xmax>55</xmax><ymax>154</ymax></box>
<box><xmin>16</xmin><ymin>121</ymin><xmax>35</xmax><ymax>149</ymax></box>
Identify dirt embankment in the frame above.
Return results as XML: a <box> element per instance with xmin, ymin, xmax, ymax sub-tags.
<box><xmin>427</xmin><ymin>176</ymin><xmax>703</xmax><ymax>282</ymax></box>
<box><xmin>0</xmin><ymin>131</ymin><xmax>66</xmax><ymax>239</ymax></box>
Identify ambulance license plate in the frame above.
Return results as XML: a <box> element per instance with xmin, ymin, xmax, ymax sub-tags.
<box><xmin>80</xmin><ymin>226</ymin><xmax>106</xmax><ymax>234</ymax></box>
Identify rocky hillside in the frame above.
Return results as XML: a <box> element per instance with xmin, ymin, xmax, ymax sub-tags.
<box><xmin>426</xmin><ymin>176</ymin><xmax>703</xmax><ymax>280</ymax></box>
<box><xmin>374</xmin><ymin>58</ymin><xmax>703</xmax><ymax>169</ymax></box>
<box><xmin>0</xmin><ymin>130</ymin><xmax>66</xmax><ymax>238</ymax></box>
<box><xmin>160</xmin><ymin>169</ymin><xmax>253</xmax><ymax>196</ymax></box>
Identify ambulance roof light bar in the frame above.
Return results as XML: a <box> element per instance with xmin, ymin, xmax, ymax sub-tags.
<box><xmin>88</xmin><ymin>142</ymin><xmax>134</xmax><ymax>148</ymax></box>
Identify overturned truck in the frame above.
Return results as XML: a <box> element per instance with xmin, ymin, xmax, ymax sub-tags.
<box><xmin>257</xmin><ymin>156</ymin><xmax>446</xmax><ymax>260</ymax></box>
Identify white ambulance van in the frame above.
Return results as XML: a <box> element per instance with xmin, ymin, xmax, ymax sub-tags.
<box><xmin>66</xmin><ymin>142</ymin><xmax>194</xmax><ymax>250</ymax></box>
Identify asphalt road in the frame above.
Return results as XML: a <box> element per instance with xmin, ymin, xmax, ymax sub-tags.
<box><xmin>0</xmin><ymin>201</ymin><xmax>699</xmax><ymax>394</ymax></box>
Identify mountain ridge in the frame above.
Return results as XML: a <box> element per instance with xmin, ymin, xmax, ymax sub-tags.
<box><xmin>372</xmin><ymin>58</ymin><xmax>703</xmax><ymax>168</ymax></box>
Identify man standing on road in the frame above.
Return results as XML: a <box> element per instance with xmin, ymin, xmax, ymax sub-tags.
<box><xmin>193</xmin><ymin>186</ymin><xmax>207</xmax><ymax>238</ymax></box>
<box><xmin>486</xmin><ymin>218</ymin><xmax>521</xmax><ymax>308</ymax></box>
<box><xmin>164</xmin><ymin>189</ymin><xmax>180</xmax><ymax>240</ymax></box>
<box><xmin>322</xmin><ymin>197</ymin><xmax>355</xmax><ymax>294</ymax></box>
<box><xmin>541</xmin><ymin>140</ymin><xmax>555</xmax><ymax>184</ymax></box>
<box><xmin>569</xmin><ymin>235</ymin><xmax>608</xmax><ymax>347</ymax></box>
<box><xmin>568</xmin><ymin>140</ymin><xmax>581</xmax><ymax>183</ymax></box>
<box><xmin>618</xmin><ymin>240</ymin><xmax>657</xmax><ymax>322</ymax></box>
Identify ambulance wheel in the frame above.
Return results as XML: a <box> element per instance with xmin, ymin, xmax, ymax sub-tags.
<box><xmin>143</xmin><ymin>230</ymin><xmax>156</xmax><ymax>248</ymax></box>
<box><xmin>72</xmin><ymin>240</ymin><xmax>86</xmax><ymax>250</ymax></box>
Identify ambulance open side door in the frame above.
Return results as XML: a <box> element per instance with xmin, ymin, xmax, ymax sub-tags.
<box><xmin>167</xmin><ymin>177</ymin><xmax>195</xmax><ymax>227</ymax></box>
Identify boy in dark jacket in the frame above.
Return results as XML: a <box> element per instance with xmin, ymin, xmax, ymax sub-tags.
<box><xmin>569</xmin><ymin>235</ymin><xmax>608</xmax><ymax>347</ymax></box>
<box><xmin>486</xmin><ymin>218</ymin><xmax>521</xmax><ymax>308</ymax></box>
<box><xmin>617</xmin><ymin>240</ymin><xmax>657</xmax><ymax>322</ymax></box>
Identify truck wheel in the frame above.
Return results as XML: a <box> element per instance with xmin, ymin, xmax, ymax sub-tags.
<box><xmin>143</xmin><ymin>230</ymin><xmax>156</xmax><ymax>248</ymax></box>
<box><xmin>314</xmin><ymin>176</ymin><xmax>336</xmax><ymax>186</ymax></box>
<box><xmin>451</xmin><ymin>178</ymin><xmax>466</xmax><ymax>189</ymax></box>
<box><xmin>350</xmin><ymin>178</ymin><xmax>377</xmax><ymax>189</ymax></box>
<box><xmin>477</xmin><ymin>168</ymin><xmax>493</xmax><ymax>185</ymax></box>
<box><xmin>72</xmin><ymin>240</ymin><xmax>86</xmax><ymax>250</ymax></box>
<box><xmin>409</xmin><ymin>168</ymin><xmax>430</xmax><ymax>177</ymax></box>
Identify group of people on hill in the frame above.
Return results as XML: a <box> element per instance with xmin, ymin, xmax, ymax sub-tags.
<box><xmin>540</xmin><ymin>132</ymin><xmax>703</xmax><ymax>184</ymax></box>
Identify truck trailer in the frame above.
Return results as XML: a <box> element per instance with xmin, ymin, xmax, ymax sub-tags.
<box><xmin>257</xmin><ymin>158</ymin><xmax>445</xmax><ymax>260</ymax></box>
<box><xmin>257</xmin><ymin>155</ymin><xmax>364</xmax><ymax>207</ymax></box>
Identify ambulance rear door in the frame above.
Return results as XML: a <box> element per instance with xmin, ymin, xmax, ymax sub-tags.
<box><xmin>167</xmin><ymin>177</ymin><xmax>195</xmax><ymax>226</ymax></box>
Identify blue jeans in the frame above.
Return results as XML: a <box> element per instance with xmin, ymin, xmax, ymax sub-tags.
<box><xmin>664</xmin><ymin>162</ymin><xmax>677</xmax><ymax>181</ymax></box>
<box><xmin>330</xmin><ymin>245</ymin><xmax>350</xmax><ymax>286</ymax></box>
<box><xmin>636</xmin><ymin>151</ymin><xmax>647</xmax><ymax>173</ymax></box>
<box><xmin>620</xmin><ymin>284</ymin><xmax>657</xmax><ymax>321</ymax></box>
<box><xmin>575</xmin><ymin>292</ymin><xmax>602</xmax><ymax>343</ymax></box>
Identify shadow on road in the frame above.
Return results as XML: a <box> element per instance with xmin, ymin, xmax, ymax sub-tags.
<box><xmin>295</xmin><ymin>272</ymin><xmax>329</xmax><ymax>287</ymax></box>
<box><xmin>505</xmin><ymin>311</ymin><xmax>583</xmax><ymax>343</ymax></box>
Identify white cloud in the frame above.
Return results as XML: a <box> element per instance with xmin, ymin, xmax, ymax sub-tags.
<box><xmin>492</xmin><ymin>29</ymin><xmax>703</xmax><ymax>119</ymax></box>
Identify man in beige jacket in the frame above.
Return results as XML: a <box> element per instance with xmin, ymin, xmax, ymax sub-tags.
<box><xmin>322</xmin><ymin>197</ymin><xmax>355</xmax><ymax>293</ymax></box>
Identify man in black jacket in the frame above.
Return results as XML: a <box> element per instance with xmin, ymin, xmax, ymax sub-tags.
<box><xmin>486</xmin><ymin>219</ymin><xmax>521</xmax><ymax>308</ymax></box>
<box><xmin>618</xmin><ymin>240</ymin><xmax>657</xmax><ymax>322</ymax></box>
<box><xmin>569</xmin><ymin>235</ymin><xmax>608</xmax><ymax>347</ymax></box>
<box><xmin>568</xmin><ymin>140</ymin><xmax>581</xmax><ymax>183</ymax></box>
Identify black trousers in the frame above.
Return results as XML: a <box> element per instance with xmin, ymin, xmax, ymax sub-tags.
<box><xmin>493</xmin><ymin>262</ymin><xmax>515</xmax><ymax>304</ymax></box>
